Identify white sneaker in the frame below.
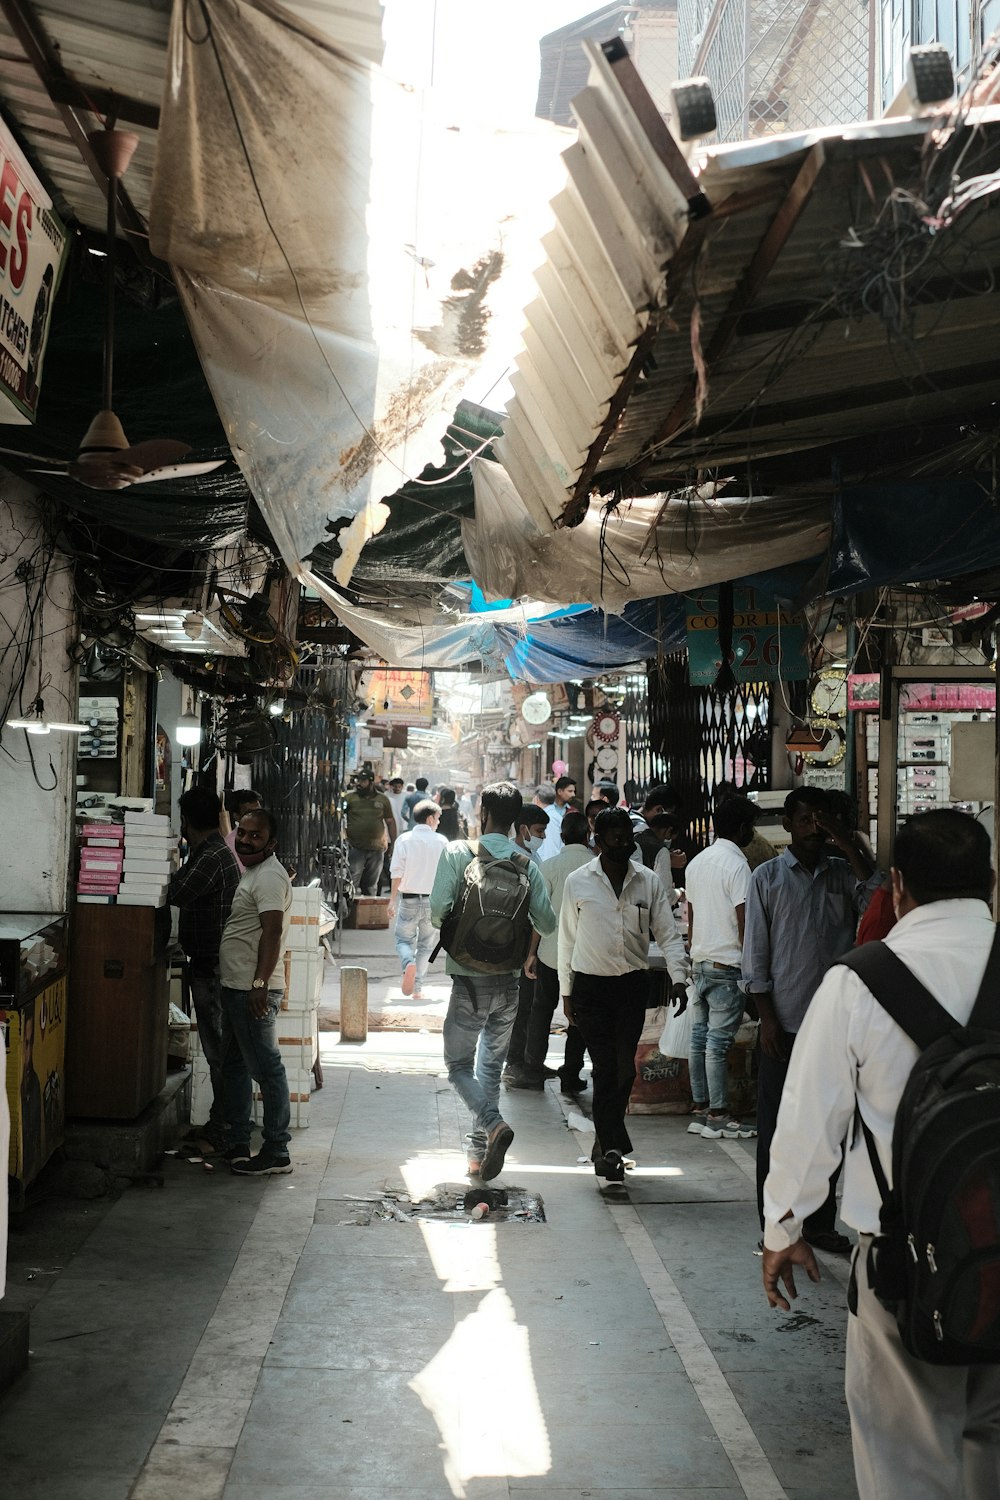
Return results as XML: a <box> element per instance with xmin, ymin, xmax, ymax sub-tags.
<box><xmin>723</xmin><ymin>1120</ymin><xmax>757</xmax><ymax>1139</ymax></box>
<box><xmin>686</xmin><ymin>1110</ymin><xmax>709</xmax><ymax>1135</ymax></box>
<box><xmin>700</xmin><ymin>1116</ymin><xmax>728</xmax><ymax>1139</ymax></box>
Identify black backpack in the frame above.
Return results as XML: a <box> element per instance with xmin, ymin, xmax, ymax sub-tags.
<box><xmin>837</xmin><ymin>931</ymin><xmax>1000</xmax><ymax>1364</ymax></box>
<box><xmin>434</xmin><ymin>843</ymin><xmax>533</xmax><ymax>975</ymax></box>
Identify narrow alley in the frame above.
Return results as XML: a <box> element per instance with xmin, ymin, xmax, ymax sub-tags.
<box><xmin>0</xmin><ymin>940</ymin><xmax>856</xmax><ymax>1500</ymax></box>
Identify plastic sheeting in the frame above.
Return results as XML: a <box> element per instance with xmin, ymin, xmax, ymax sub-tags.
<box><xmin>828</xmin><ymin>479</ymin><xmax>1000</xmax><ymax>595</ymax></box>
<box><xmin>463</xmin><ymin>460</ymin><xmax>833</xmax><ymax>609</ymax></box>
<box><xmin>150</xmin><ymin>0</ymin><xmax>568</xmax><ymax>586</ymax></box>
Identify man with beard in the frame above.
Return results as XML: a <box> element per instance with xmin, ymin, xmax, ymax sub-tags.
<box><xmin>743</xmin><ymin>786</ymin><xmax>877</xmax><ymax>1251</ymax></box>
<box><xmin>344</xmin><ymin>769</ymin><xmax>396</xmax><ymax>896</ymax></box>
<box><xmin>558</xmin><ymin>808</ymin><xmax>689</xmax><ymax>1183</ymax></box>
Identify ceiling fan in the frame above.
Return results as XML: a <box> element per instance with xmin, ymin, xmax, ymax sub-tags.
<box><xmin>0</xmin><ymin>129</ymin><xmax>225</xmax><ymax>492</ymax></box>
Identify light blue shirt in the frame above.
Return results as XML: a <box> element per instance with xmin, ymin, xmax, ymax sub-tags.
<box><xmin>742</xmin><ymin>847</ymin><xmax>880</xmax><ymax>1032</ymax></box>
<box><xmin>430</xmin><ymin>834</ymin><xmax>555</xmax><ymax>976</ymax></box>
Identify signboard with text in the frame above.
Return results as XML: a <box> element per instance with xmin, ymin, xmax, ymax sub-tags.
<box><xmin>685</xmin><ymin>587</ymin><xmax>808</xmax><ymax>686</ymax></box>
<box><xmin>0</xmin><ymin>113</ymin><xmax>68</xmax><ymax>423</ymax></box>
<box><xmin>360</xmin><ymin>666</ymin><xmax>434</xmax><ymax>727</ymax></box>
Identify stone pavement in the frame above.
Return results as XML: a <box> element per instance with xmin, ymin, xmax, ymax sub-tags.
<box><xmin>0</xmin><ymin>1019</ymin><xmax>860</xmax><ymax>1500</ymax></box>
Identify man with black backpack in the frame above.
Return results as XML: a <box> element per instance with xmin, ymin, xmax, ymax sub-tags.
<box><xmin>430</xmin><ymin>781</ymin><xmax>556</xmax><ymax>1182</ymax></box>
<box><xmin>761</xmin><ymin>810</ymin><xmax>1000</xmax><ymax>1499</ymax></box>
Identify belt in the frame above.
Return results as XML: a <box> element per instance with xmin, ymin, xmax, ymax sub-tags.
<box><xmin>400</xmin><ymin>892</ymin><xmax>430</xmax><ymax>898</ymax></box>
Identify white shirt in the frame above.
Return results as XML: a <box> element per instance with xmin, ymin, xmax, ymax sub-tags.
<box><xmin>537</xmin><ymin>802</ymin><xmax>566</xmax><ymax>862</ymax></box>
<box><xmin>537</xmin><ymin>843</ymin><xmax>593</xmax><ymax>968</ymax></box>
<box><xmin>558</xmin><ymin>856</ymin><xmax>689</xmax><ymax>996</ymax></box>
<box><xmin>685</xmin><ymin>839</ymin><xmax>750</xmax><ymax>965</ymax></box>
<box><xmin>389</xmin><ymin>823</ymin><xmax>447</xmax><ymax>894</ymax></box>
<box><xmin>764</xmin><ymin>899</ymin><xmax>996</xmax><ymax>1251</ymax></box>
<box><xmin>652</xmin><ymin>845</ymin><xmax>677</xmax><ymax>904</ymax></box>
<box><xmin>386</xmin><ymin>791</ymin><xmax>407</xmax><ymax>831</ymax></box>
<box><xmin>219</xmin><ymin>857</ymin><xmax>292</xmax><ymax>990</ymax></box>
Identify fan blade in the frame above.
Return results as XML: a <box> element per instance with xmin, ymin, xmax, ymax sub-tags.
<box><xmin>0</xmin><ymin>445</ymin><xmax>70</xmax><ymax>465</ymax></box>
<box><xmin>128</xmin><ymin>459</ymin><xmax>227</xmax><ymax>486</ymax></box>
<box><xmin>115</xmin><ymin>438</ymin><xmax>193</xmax><ymax>470</ymax></box>
<box><xmin>26</xmin><ymin>466</ymin><xmax>70</xmax><ymax>476</ymax></box>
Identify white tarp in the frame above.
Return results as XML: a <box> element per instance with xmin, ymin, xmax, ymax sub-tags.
<box><xmin>462</xmin><ymin>459</ymin><xmax>833</xmax><ymax>609</ymax></box>
<box><xmin>150</xmin><ymin>0</ymin><xmax>568</xmax><ymax>584</ymax></box>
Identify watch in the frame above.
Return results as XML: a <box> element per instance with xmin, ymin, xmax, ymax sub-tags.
<box><xmin>251</xmin><ymin>978</ymin><xmax>266</xmax><ymax>991</ymax></box>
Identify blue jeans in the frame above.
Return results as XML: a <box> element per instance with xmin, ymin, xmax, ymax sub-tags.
<box><xmin>689</xmin><ymin>962</ymin><xmax>744</xmax><ymax>1112</ymax></box>
<box><xmin>442</xmin><ymin>973</ymin><xmax>519</xmax><ymax>1154</ymax></box>
<box><xmin>394</xmin><ymin>897</ymin><xmax>435</xmax><ymax>990</ymax></box>
<box><xmin>220</xmin><ymin>986</ymin><xmax>291</xmax><ymax>1150</ymax></box>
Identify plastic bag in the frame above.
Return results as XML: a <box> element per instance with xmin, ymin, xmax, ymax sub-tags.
<box><xmin>659</xmin><ymin>986</ymin><xmax>695</xmax><ymax>1059</ymax></box>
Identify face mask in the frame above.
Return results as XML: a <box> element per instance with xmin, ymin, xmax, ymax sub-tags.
<box><xmin>602</xmin><ymin>840</ymin><xmax>636</xmax><ymax>865</ymax></box>
<box><xmin>526</xmin><ymin>834</ymin><xmax>545</xmax><ymax>853</ymax></box>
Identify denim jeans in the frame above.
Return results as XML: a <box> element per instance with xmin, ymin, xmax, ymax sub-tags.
<box><xmin>689</xmin><ymin>962</ymin><xmax>745</xmax><ymax>1112</ymax></box>
<box><xmin>188</xmin><ymin>964</ymin><xmax>225</xmax><ymax>1125</ymax></box>
<box><xmin>394</xmin><ymin>897</ymin><xmax>435</xmax><ymax>990</ymax></box>
<box><xmin>349</xmin><ymin>843</ymin><xmax>384</xmax><ymax>896</ymax></box>
<box><xmin>442</xmin><ymin>973</ymin><xmax>519</xmax><ymax>1154</ymax></box>
<box><xmin>220</xmin><ymin>986</ymin><xmax>291</xmax><ymax>1150</ymax></box>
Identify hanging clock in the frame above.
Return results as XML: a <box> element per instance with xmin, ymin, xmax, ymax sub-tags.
<box><xmin>810</xmin><ymin>668</ymin><xmax>848</xmax><ymax>719</ymax></box>
<box><xmin>521</xmin><ymin>692</ymin><xmax>552</xmax><ymax>726</ymax></box>
<box><xmin>593</xmin><ymin>710</ymin><xmax>620</xmax><ymax>743</ymax></box>
<box><xmin>804</xmin><ymin>718</ymin><xmax>847</xmax><ymax>767</ymax></box>
<box><xmin>595</xmin><ymin>743</ymin><xmax>619</xmax><ymax>772</ymax></box>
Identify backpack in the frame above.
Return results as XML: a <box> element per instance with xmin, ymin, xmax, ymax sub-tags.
<box><xmin>434</xmin><ymin>842</ymin><xmax>533</xmax><ymax>975</ymax></box>
<box><xmin>837</xmin><ymin>931</ymin><xmax>1000</xmax><ymax>1365</ymax></box>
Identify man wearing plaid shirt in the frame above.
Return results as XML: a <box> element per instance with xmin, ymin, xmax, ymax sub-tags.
<box><xmin>169</xmin><ymin>786</ymin><xmax>241</xmax><ymax>1149</ymax></box>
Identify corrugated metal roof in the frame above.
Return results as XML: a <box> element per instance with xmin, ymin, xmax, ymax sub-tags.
<box><xmin>500</xmin><ymin>40</ymin><xmax>1000</xmax><ymax>524</ymax></box>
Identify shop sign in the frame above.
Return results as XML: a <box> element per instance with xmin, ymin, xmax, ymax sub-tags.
<box><xmin>0</xmin><ymin>114</ymin><xmax>68</xmax><ymax>423</ymax></box>
<box><xmin>848</xmin><ymin>674</ymin><xmax>997</xmax><ymax>713</ymax></box>
<box><xmin>360</xmin><ymin>666</ymin><xmax>434</xmax><ymax>727</ymax></box>
<box><xmin>685</xmin><ymin>587</ymin><xmax>808</xmax><ymax>686</ymax></box>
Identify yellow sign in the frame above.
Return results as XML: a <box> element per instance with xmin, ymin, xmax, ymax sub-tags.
<box><xmin>360</xmin><ymin>666</ymin><xmax>434</xmax><ymax>727</ymax></box>
<box><xmin>3</xmin><ymin>975</ymin><xmax>66</xmax><ymax>1184</ymax></box>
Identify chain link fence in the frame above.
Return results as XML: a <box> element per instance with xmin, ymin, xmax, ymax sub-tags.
<box><xmin>679</xmin><ymin>0</ymin><xmax>871</xmax><ymax>142</ymax></box>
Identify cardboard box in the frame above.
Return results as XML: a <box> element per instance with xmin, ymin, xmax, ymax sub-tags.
<box><xmin>353</xmin><ymin>896</ymin><xmax>390</xmax><ymax>930</ymax></box>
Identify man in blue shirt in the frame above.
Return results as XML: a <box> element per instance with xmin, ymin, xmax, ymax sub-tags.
<box><xmin>431</xmin><ymin>781</ymin><xmax>555</xmax><ymax>1181</ymax></box>
<box><xmin>743</xmin><ymin>786</ymin><xmax>878</xmax><ymax>1251</ymax></box>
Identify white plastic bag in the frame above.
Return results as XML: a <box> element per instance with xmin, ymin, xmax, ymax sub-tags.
<box><xmin>659</xmin><ymin>985</ymin><xmax>695</xmax><ymax>1059</ymax></box>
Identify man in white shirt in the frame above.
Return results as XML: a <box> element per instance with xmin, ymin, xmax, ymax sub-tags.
<box><xmin>559</xmin><ymin>808</ymin><xmax>689</xmax><ymax>1182</ymax></box>
<box><xmin>762</xmin><ymin>810</ymin><xmax>1000</xmax><ymax>1499</ymax></box>
<box><xmin>537</xmin><ymin>775</ymin><xmax>578</xmax><ymax>862</ymax></box>
<box><xmin>682</xmin><ymin>795</ymin><xmax>758</xmax><ymax>1139</ymax></box>
<box><xmin>388</xmin><ymin>800</ymin><xmax>447</xmax><ymax>999</ymax></box>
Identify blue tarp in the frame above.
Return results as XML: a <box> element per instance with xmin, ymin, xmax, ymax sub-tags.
<box><xmin>828</xmin><ymin>479</ymin><xmax>1000</xmax><ymax>595</ymax></box>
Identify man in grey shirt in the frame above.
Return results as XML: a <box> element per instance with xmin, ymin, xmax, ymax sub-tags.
<box><xmin>743</xmin><ymin>786</ymin><xmax>878</xmax><ymax>1251</ymax></box>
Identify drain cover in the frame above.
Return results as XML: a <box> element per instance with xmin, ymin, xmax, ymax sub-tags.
<box><xmin>335</xmin><ymin>1182</ymin><xmax>545</xmax><ymax>1225</ymax></box>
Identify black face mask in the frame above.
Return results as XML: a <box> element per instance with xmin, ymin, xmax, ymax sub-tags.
<box><xmin>601</xmin><ymin>840</ymin><xmax>635</xmax><ymax>866</ymax></box>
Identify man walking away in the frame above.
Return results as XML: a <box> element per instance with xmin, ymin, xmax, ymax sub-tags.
<box><xmin>402</xmin><ymin>776</ymin><xmax>430</xmax><ymax>831</ymax></box>
<box><xmin>519</xmin><ymin>810</ymin><xmax>593</xmax><ymax>1092</ymax></box>
<box><xmin>431</xmin><ymin>782</ymin><xmax>555</xmax><ymax>1181</ymax></box>
<box><xmin>682</xmin><ymin>795</ymin><xmax>758</xmax><ymax>1140</ymax></box>
<box><xmin>169</xmin><ymin>787</ymin><xmax>241</xmax><ymax>1151</ymax></box>
<box><xmin>559</xmin><ymin>808</ymin><xmax>689</xmax><ymax>1182</ymax></box>
<box><xmin>388</xmin><ymin>799</ymin><xmax>446</xmax><ymax>999</ymax></box>
<box><xmin>744</xmin><ymin>786</ymin><xmax>877</xmax><ymax>1252</ymax></box>
<box><xmin>218</xmin><ymin>808</ymin><xmax>294</xmax><ymax>1176</ymax></box>
<box><xmin>344</xmin><ymin>769</ymin><xmax>396</xmax><ymax>897</ymax></box>
<box><xmin>762</xmin><ymin>810</ymin><xmax>1000</xmax><ymax>1499</ymax></box>
<box><xmin>537</xmin><ymin>775</ymin><xmax>578</xmax><ymax>862</ymax></box>
<box><xmin>502</xmin><ymin>804</ymin><xmax>552</xmax><ymax>1082</ymax></box>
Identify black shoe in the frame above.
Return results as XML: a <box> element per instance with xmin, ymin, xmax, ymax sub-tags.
<box><xmin>221</xmin><ymin>1143</ymin><xmax>252</xmax><ymax>1164</ymax></box>
<box><xmin>595</xmin><ymin>1150</ymin><xmax>625</xmax><ymax>1183</ymax></box>
<box><xmin>538</xmin><ymin>1066</ymin><xmax>559</xmax><ymax>1080</ymax></box>
<box><xmin>480</xmin><ymin>1121</ymin><xmax>514</xmax><ymax>1182</ymax></box>
<box><xmin>559</xmin><ymin>1074</ymin><xmax>588</xmax><ymax>1094</ymax></box>
<box><xmin>231</xmin><ymin>1148</ymin><xmax>292</xmax><ymax>1176</ymax></box>
<box><xmin>804</xmin><ymin>1229</ymin><xmax>852</xmax><ymax>1255</ymax></box>
<box><xmin>503</xmin><ymin>1071</ymin><xmax>544</xmax><ymax>1090</ymax></box>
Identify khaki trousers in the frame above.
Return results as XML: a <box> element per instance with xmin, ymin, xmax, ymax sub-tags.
<box><xmin>846</xmin><ymin>1234</ymin><xmax>1000</xmax><ymax>1499</ymax></box>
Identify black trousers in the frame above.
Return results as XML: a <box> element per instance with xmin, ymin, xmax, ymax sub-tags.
<box><xmin>756</xmin><ymin>1026</ymin><xmax>840</xmax><ymax>1232</ymax></box>
<box><xmin>526</xmin><ymin>959</ymin><xmax>587</xmax><ymax>1079</ymax></box>
<box><xmin>505</xmin><ymin>970</ymin><xmax>535</xmax><ymax>1069</ymax></box>
<box><xmin>571</xmin><ymin>971</ymin><xmax>648</xmax><ymax>1158</ymax></box>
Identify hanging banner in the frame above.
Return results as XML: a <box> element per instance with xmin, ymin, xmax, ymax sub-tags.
<box><xmin>0</xmin><ymin>113</ymin><xmax>68</xmax><ymax>423</ymax></box>
<box><xmin>685</xmin><ymin>587</ymin><xmax>808</xmax><ymax>686</ymax></box>
<box><xmin>360</xmin><ymin>666</ymin><xmax>434</xmax><ymax>727</ymax></box>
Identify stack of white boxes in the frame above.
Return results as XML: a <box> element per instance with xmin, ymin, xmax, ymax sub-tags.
<box><xmin>118</xmin><ymin>811</ymin><xmax>178</xmax><ymax>907</ymax></box>
<box><xmin>898</xmin><ymin>716</ymin><xmax>950</xmax><ymax>816</ymax></box>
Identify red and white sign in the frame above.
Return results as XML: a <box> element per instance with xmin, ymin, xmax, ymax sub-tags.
<box><xmin>0</xmin><ymin>112</ymin><xmax>67</xmax><ymax>423</ymax></box>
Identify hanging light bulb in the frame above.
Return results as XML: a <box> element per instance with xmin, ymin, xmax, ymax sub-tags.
<box><xmin>5</xmin><ymin>697</ymin><xmax>87</xmax><ymax>735</ymax></box>
<box><xmin>268</xmin><ymin>697</ymin><xmax>285</xmax><ymax>717</ymax></box>
<box><xmin>175</xmin><ymin>688</ymin><xmax>202</xmax><ymax>747</ymax></box>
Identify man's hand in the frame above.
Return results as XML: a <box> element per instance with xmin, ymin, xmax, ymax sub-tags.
<box><xmin>762</xmin><ymin>1238</ymin><xmax>821</xmax><ymax>1311</ymax></box>
<box><xmin>249</xmin><ymin>989</ymin><xmax>270</xmax><ymax>1021</ymax></box>
<box><xmin>759</xmin><ymin>1015</ymin><xmax>788</xmax><ymax>1060</ymax></box>
<box><xmin>562</xmin><ymin>995</ymin><xmax>574</xmax><ymax>1025</ymax></box>
<box><xmin>386</xmin><ymin>899</ymin><xmax>397</xmax><ymax>919</ymax></box>
<box><xmin>523</xmin><ymin>953</ymin><xmax>537</xmax><ymax>980</ymax></box>
<box><xmin>669</xmin><ymin>980</ymin><xmax>689</xmax><ymax>1009</ymax></box>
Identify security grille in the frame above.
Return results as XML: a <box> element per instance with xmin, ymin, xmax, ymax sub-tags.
<box><xmin>678</xmin><ymin>0</ymin><xmax>870</xmax><ymax>143</ymax></box>
<box><xmin>647</xmin><ymin>654</ymin><xmax>772</xmax><ymax>845</ymax></box>
<box><xmin>252</xmin><ymin>657</ymin><xmax>352</xmax><ymax>907</ymax></box>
